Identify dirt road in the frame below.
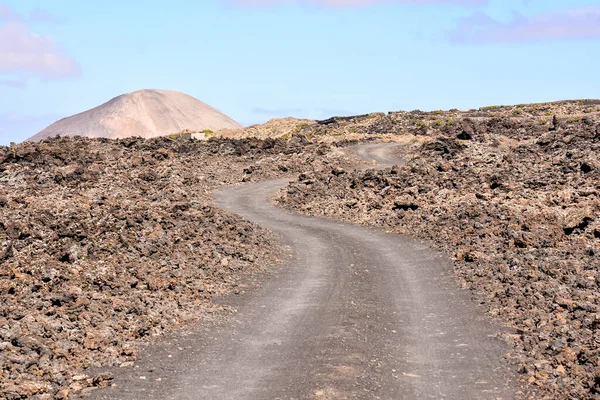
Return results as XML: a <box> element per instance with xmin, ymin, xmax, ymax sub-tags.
<box><xmin>88</xmin><ymin>143</ymin><xmax>518</xmax><ymax>399</ymax></box>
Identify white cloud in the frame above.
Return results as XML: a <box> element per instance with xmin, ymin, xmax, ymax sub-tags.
<box><xmin>450</xmin><ymin>6</ymin><xmax>600</xmax><ymax>43</ymax></box>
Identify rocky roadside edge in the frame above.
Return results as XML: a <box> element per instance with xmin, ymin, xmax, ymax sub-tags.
<box><xmin>276</xmin><ymin>118</ymin><xmax>600</xmax><ymax>399</ymax></box>
<box><xmin>0</xmin><ymin>135</ymin><xmax>355</xmax><ymax>399</ymax></box>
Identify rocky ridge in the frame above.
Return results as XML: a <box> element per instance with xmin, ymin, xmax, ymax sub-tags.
<box><xmin>220</xmin><ymin>117</ymin><xmax>315</xmax><ymax>140</ymax></box>
<box><xmin>229</xmin><ymin>99</ymin><xmax>600</xmax><ymax>142</ymax></box>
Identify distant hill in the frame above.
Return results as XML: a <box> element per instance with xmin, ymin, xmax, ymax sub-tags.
<box><xmin>28</xmin><ymin>89</ymin><xmax>243</xmax><ymax>141</ymax></box>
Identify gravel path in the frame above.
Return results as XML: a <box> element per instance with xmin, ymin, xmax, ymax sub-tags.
<box><xmin>86</xmin><ymin>144</ymin><xmax>519</xmax><ymax>399</ymax></box>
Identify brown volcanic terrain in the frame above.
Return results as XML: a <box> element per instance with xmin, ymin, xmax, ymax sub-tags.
<box><xmin>0</xmin><ymin>135</ymin><xmax>352</xmax><ymax>399</ymax></box>
<box><xmin>220</xmin><ymin>117</ymin><xmax>315</xmax><ymax>140</ymax></box>
<box><xmin>2</xmin><ymin>99</ymin><xmax>600</xmax><ymax>399</ymax></box>
<box><xmin>231</xmin><ymin>99</ymin><xmax>600</xmax><ymax>143</ymax></box>
<box><xmin>277</xmin><ymin>100</ymin><xmax>600</xmax><ymax>399</ymax></box>
<box><xmin>28</xmin><ymin>90</ymin><xmax>243</xmax><ymax>142</ymax></box>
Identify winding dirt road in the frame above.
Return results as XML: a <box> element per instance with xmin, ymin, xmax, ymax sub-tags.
<box><xmin>88</xmin><ymin>143</ymin><xmax>518</xmax><ymax>399</ymax></box>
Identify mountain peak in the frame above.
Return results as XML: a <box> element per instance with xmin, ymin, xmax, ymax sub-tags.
<box><xmin>28</xmin><ymin>89</ymin><xmax>243</xmax><ymax>141</ymax></box>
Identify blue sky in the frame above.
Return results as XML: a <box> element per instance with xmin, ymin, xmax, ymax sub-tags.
<box><xmin>1</xmin><ymin>0</ymin><xmax>599</xmax><ymax>145</ymax></box>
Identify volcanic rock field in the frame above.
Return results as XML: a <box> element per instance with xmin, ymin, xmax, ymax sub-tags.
<box><xmin>0</xmin><ymin>136</ymin><xmax>352</xmax><ymax>398</ymax></box>
<box><xmin>277</xmin><ymin>101</ymin><xmax>600</xmax><ymax>399</ymax></box>
<box><xmin>1</xmin><ymin>99</ymin><xmax>599</xmax><ymax>399</ymax></box>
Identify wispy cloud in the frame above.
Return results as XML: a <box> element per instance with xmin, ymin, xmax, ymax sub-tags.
<box><xmin>0</xmin><ymin>4</ymin><xmax>79</xmax><ymax>86</ymax></box>
<box><xmin>0</xmin><ymin>3</ymin><xmax>19</xmax><ymax>22</ymax></box>
<box><xmin>0</xmin><ymin>78</ymin><xmax>27</xmax><ymax>88</ymax></box>
<box><xmin>228</xmin><ymin>0</ymin><xmax>486</xmax><ymax>9</ymax></box>
<box><xmin>450</xmin><ymin>6</ymin><xmax>600</xmax><ymax>43</ymax></box>
<box><xmin>0</xmin><ymin>22</ymin><xmax>80</xmax><ymax>80</ymax></box>
<box><xmin>30</xmin><ymin>7</ymin><xmax>64</xmax><ymax>24</ymax></box>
